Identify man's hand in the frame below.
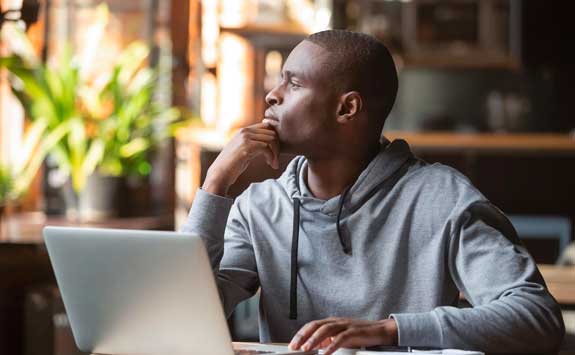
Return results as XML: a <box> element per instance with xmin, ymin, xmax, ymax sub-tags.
<box><xmin>288</xmin><ymin>317</ymin><xmax>398</xmax><ymax>355</ymax></box>
<box><xmin>203</xmin><ymin>122</ymin><xmax>280</xmax><ymax>196</ymax></box>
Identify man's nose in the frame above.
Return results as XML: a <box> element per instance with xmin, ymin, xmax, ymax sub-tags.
<box><xmin>265</xmin><ymin>85</ymin><xmax>283</xmax><ymax>106</ymax></box>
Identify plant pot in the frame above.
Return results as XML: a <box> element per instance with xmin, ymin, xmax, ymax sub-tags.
<box><xmin>120</xmin><ymin>175</ymin><xmax>152</xmax><ymax>217</ymax></box>
<box><xmin>63</xmin><ymin>174</ymin><xmax>123</xmax><ymax>222</ymax></box>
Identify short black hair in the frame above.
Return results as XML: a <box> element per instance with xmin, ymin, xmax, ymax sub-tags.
<box><xmin>306</xmin><ymin>30</ymin><xmax>398</xmax><ymax>131</ymax></box>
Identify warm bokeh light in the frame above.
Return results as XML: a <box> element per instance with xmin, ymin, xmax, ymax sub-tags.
<box><xmin>0</xmin><ymin>68</ymin><xmax>24</xmax><ymax>166</ymax></box>
<box><xmin>76</xmin><ymin>4</ymin><xmax>112</xmax><ymax>83</ymax></box>
<box><xmin>0</xmin><ymin>0</ymin><xmax>25</xmax><ymax>166</ymax></box>
<box><xmin>220</xmin><ymin>0</ymin><xmax>253</xmax><ymax>28</ymax></box>
<box><xmin>313</xmin><ymin>2</ymin><xmax>332</xmax><ymax>32</ymax></box>
<box><xmin>217</xmin><ymin>33</ymin><xmax>253</xmax><ymax>133</ymax></box>
<box><xmin>201</xmin><ymin>0</ymin><xmax>219</xmax><ymax>67</ymax></box>
<box><xmin>200</xmin><ymin>72</ymin><xmax>217</xmax><ymax>126</ymax></box>
<box><xmin>264</xmin><ymin>50</ymin><xmax>282</xmax><ymax>92</ymax></box>
<box><xmin>287</xmin><ymin>0</ymin><xmax>331</xmax><ymax>33</ymax></box>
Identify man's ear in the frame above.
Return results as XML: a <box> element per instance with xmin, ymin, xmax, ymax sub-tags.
<box><xmin>336</xmin><ymin>91</ymin><xmax>363</xmax><ymax>124</ymax></box>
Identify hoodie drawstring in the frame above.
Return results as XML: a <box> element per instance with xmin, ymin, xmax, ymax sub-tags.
<box><xmin>336</xmin><ymin>185</ymin><xmax>353</xmax><ymax>255</ymax></box>
<box><xmin>289</xmin><ymin>186</ymin><xmax>352</xmax><ymax>320</ymax></box>
<box><xmin>289</xmin><ymin>197</ymin><xmax>301</xmax><ymax>319</ymax></box>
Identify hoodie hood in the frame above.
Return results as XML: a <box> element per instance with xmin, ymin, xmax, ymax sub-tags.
<box><xmin>280</xmin><ymin>138</ymin><xmax>415</xmax><ymax>215</ymax></box>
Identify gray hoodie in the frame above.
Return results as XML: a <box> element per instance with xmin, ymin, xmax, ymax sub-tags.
<box><xmin>182</xmin><ymin>139</ymin><xmax>564</xmax><ymax>353</ymax></box>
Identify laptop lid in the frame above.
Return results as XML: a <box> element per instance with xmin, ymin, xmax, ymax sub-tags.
<box><xmin>44</xmin><ymin>226</ymin><xmax>234</xmax><ymax>355</ymax></box>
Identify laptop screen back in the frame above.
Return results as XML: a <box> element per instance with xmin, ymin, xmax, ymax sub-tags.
<box><xmin>44</xmin><ymin>226</ymin><xmax>234</xmax><ymax>355</ymax></box>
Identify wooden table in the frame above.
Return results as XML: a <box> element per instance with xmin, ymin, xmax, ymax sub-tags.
<box><xmin>539</xmin><ymin>264</ymin><xmax>575</xmax><ymax>306</ymax></box>
<box><xmin>0</xmin><ymin>211</ymin><xmax>174</xmax><ymax>245</ymax></box>
<box><xmin>0</xmin><ymin>212</ymin><xmax>174</xmax><ymax>355</ymax></box>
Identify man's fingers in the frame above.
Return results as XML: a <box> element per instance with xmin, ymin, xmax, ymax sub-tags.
<box><xmin>301</xmin><ymin>322</ymin><xmax>347</xmax><ymax>351</ymax></box>
<box><xmin>289</xmin><ymin>318</ymin><xmax>396</xmax><ymax>355</ymax></box>
<box><xmin>245</xmin><ymin>133</ymin><xmax>277</xmax><ymax>143</ymax></box>
<box><xmin>319</xmin><ymin>337</ymin><xmax>333</xmax><ymax>349</ymax></box>
<box><xmin>245</xmin><ymin>141</ymin><xmax>275</xmax><ymax>166</ymax></box>
<box><xmin>249</xmin><ymin>120</ymin><xmax>280</xmax><ymax>169</ymax></box>
<box><xmin>243</xmin><ymin>127</ymin><xmax>279</xmax><ymax>170</ymax></box>
<box><xmin>241</xmin><ymin>129</ymin><xmax>279</xmax><ymax>169</ymax></box>
<box><xmin>262</xmin><ymin>118</ymin><xmax>279</xmax><ymax>128</ymax></box>
<box><xmin>323</xmin><ymin>329</ymin><xmax>360</xmax><ymax>355</ymax></box>
<box><xmin>240</xmin><ymin>123</ymin><xmax>276</xmax><ymax>137</ymax></box>
<box><xmin>289</xmin><ymin>319</ymin><xmax>336</xmax><ymax>350</ymax></box>
<box><xmin>250</xmin><ymin>128</ymin><xmax>276</xmax><ymax>136</ymax></box>
<box><xmin>323</xmin><ymin>325</ymin><xmax>390</xmax><ymax>355</ymax></box>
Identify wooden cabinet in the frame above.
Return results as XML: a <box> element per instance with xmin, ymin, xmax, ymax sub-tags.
<box><xmin>349</xmin><ymin>0</ymin><xmax>520</xmax><ymax>69</ymax></box>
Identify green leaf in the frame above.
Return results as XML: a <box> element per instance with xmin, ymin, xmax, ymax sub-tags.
<box><xmin>119</xmin><ymin>138</ymin><xmax>150</xmax><ymax>158</ymax></box>
<box><xmin>0</xmin><ymin>56</ymin><xmax>61</xmax><ymax>123</ymax></box>
<box><xmin>82</xmin><ymin>139</ymin><xmax>105</xmax><ymax>179</ymax></box>
<box><xmin>13</xmin><ymin>120</ymin><xmax>71</xmax><ymax>197</ymax></box>
<box><xmin>99</xmin><ymin>158</ymin><xmax>123</xmax><ymax>176</ymax></box>
<box><xmin>117</xmin><ymin>41</ymin><xmax>150</xmax><ymax>85</ymax></box>
<box><xmin>13</xmin><ymin>118</ymin><xmax>48</xmax><ymax>175</ymax></box>
<box><xmin>50</xmin><ymin>145</ymin><xmax>72</xmax><ymax>174</ymax></box>
<box><xmin>0</xmin><ymin>164</ymin><xmax>14</xmax><ymax>204</ymax></box>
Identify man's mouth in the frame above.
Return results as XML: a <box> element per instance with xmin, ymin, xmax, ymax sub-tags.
<box><xmin>263</xmin><ymin>112</ymin><xmax>280</xmax><ymax>129</ymax></box>
<box><xmin>263</xmin><ymin>117</ymin><xmax>280</xmax><ymax>130</ymax></box>
<box><xmin>264</xmin><ymin>110</ymin><xmax>279</xmax><ymax>122</ymax></box>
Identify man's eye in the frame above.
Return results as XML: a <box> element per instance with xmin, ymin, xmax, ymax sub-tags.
<box><xmin>289</xmin><ymin>81</ymin><xmax>300</xmax><ymax>88</ymax></box>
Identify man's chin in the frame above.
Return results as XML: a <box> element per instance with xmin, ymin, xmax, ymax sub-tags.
<box><xmin>278</xmin><ymin>141</ymin><xmax>305</xmax><ymax>156</ymax></box>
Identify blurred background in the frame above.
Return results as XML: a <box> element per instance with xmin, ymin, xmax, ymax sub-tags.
<box><xmin>0</xmin><ymin>0</ymin><xmax>574</xmax><ymax>354</ymax></box>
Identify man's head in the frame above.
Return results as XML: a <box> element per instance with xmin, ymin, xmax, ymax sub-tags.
<box><xmin>265</xmin><ymin>30</ymin><xmax>398</xmax><ymax>158</ymax></box>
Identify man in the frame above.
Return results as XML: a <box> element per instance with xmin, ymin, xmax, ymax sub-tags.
<box><xmin>182</xmin><ymin>30</ymin><xmax>564</xmax><ymax>354</ymax></box>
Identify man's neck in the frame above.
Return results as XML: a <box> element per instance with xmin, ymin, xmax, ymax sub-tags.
<box><xmin>305</xmin><ymin>145</ymin><xmax>380</xmax><ymax>200</ymax></box>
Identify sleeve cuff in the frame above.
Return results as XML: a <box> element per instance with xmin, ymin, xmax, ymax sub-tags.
<box><xmin>390</xmin><ymin>312</ymin><xmax>443</xmax><ymax>348</ymax></box>
<box><xmin>181</xmin><ymin>188</ymin><xmax>234</xmax><ymax>237</ymax></box>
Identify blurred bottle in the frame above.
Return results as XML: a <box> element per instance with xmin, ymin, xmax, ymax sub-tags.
<box><xmin>486</xmin><ymin>91</ymin><xmax>530</xmax><ymax>132</ymax></box>
<box><xmin>486</xmin><ymin>91</ymin><xmax>506</xmax><ymax>132</ymax></box>
<box><xmin>504</xmin><ymin>93</ymin><xmax>530</xmax><ymax>132</ymax></box>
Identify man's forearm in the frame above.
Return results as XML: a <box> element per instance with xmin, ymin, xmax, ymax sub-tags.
<box><xmin>180</xmin><ymin>188</ymin><xmax>234</xmax><ymax>270</ymax></box>
<box><xmin>391</xmin><ymin>292</ymin><xmax>564</xmax><ymax>353</ymax></box>
<box><xmin>203</xmin><ymin>168</ymin><xmax>232</xmax><ymax>197</ymax></box>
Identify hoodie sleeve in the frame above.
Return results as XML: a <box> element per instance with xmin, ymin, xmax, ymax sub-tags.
<box><xmin>181</xmin><ymin>188</ymin><xmax>259</xmax><ymax>318</ymax></box>
<box><xmin>391</xmin><ymin>201</ymin><xmax>565</xmax><ymax>353</ymax></box>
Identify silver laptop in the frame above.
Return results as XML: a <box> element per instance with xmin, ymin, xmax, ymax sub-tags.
<box><xmin>43</xmin><ymin>226</ymin><xmax>316</xmax><ymax>355</ymax></box>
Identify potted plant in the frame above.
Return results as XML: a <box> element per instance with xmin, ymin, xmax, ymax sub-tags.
<box><xmin>65</xmin><ymin>40</ymin><xmax>183</xmax><ymax>220</ymax></box>
<box><xmin>1</xmin><ymin>22</ymin><xmax>185</xmax><ymax>221</ymax></box>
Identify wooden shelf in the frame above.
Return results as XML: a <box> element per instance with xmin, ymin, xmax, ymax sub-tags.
<box><xmin>219</xmin><ymin>23</ymin><xmax>308</xmax><ymax>48</ymax></box>
<box><xmin>385</xmin><ymin>131</ymin><xmax>575</xmax><ymax>154</ymax></box>
<box><xmin>220</xmin><ymin>23</ymin><xmax>309</xmax><ymax>37</ymax></box>
<box><xmin>400</xmin><ymin>55</ymin><xmax>521</xmax><ymax>71</ymax></box>
<box><xmin>180</xmin><ymin>128</ymin><xmax>575</xmax><ymax>154</ymax></box>
<box><xmin>539</xmin><ymin>265</ymin><xmax>575</xmax><ymax>305</ymax></box>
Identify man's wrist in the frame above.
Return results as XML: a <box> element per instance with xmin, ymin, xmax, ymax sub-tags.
<box><xmin>202</xmin><ymin>170</ymin><xmax>230</xmax><ymax>197</ymax></box>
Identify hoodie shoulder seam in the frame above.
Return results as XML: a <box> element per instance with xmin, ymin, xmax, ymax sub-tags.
<box><xmin>419</xmin><ymin>163</ymin><xmax>480</xmax><ymax>193</ymax></box>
